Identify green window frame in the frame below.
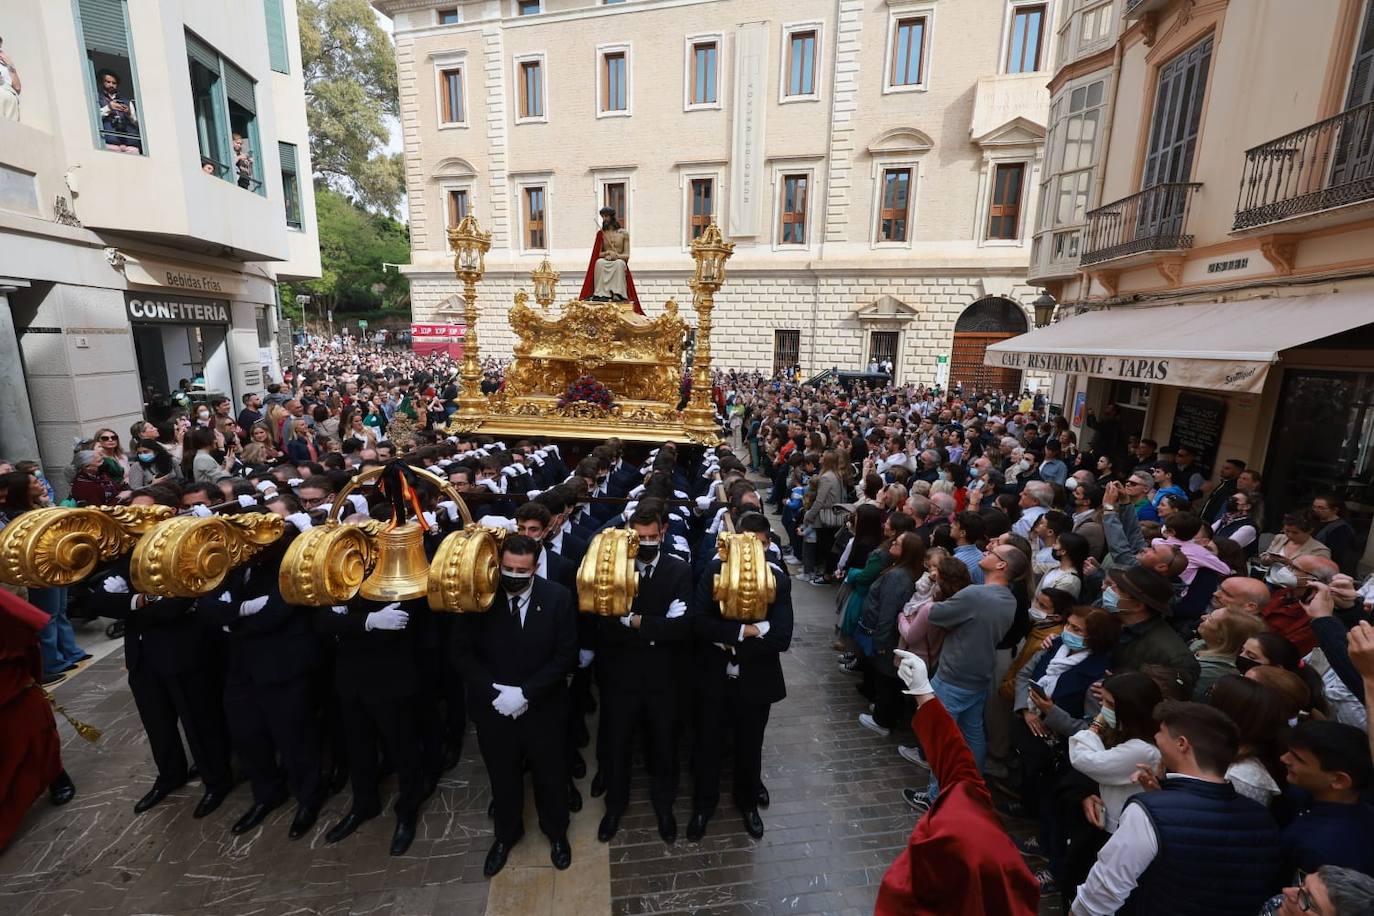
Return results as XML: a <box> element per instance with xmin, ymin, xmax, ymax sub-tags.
<box><xmin>279</xmin><ymin>141</ymin><xmax>303</xmax><ymax>229</ymax></box>
<box><xmin>73</xmin><ymin>0</ymin><xmax>147</xmax><ymax>154</ymax></box>
<box><xmin>265</xmin><ymin>0</ymin><xmax>290</xmax><ymax>74</ymax></box>
<box><xmin>187</xmin><ymin>31</ymin><xmax>265</xmax><ymax>196</ymax></box>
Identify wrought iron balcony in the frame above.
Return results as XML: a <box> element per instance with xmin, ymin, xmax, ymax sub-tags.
<box><xmin>1081</xmin><ymin>182</ymin><xmax>1202</xmax><ymax>266</ymax></box>
<box><xmin>1233</xmin><ymin>100</ymin><xmax>1374</xmax><ymax>231</ymax></box>
<box><xmin>1123</xmin><ymin>0</ymin><xmax>1170</xmax><ymax>21</ymax></box>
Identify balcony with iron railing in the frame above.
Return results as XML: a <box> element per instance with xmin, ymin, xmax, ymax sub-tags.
<box><xmin>1233</xmin><ymin>99</ymin><xmax>1374</xmax><ymax>231</ymax></box>
<box><xmin>1123</xmin><ymin>0</ymin><xmax>1171</xmax><ymax>21</ymax></box>
<box><xmin>1081</xmin><ymin>181</ymin><xmax>1202</xmax><ymax>266</ymax></box>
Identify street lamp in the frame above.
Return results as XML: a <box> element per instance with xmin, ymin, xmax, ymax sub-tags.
<box><xmin>448</xmin><ymin>214</ymin><xmax>491</xmax><ymax>420</ymax></box>
<box><xmin>531</xmin><ymin>257</ymin><xmax>559</xmax><ymax>309</ymax></box>
<box><xmin>1032</xmin><ymin>289</ymin><xmax>1058</xmax><ymax>328</ymax></box>
<box><xmin>683</xmin><ymin>223</ymin><xmax>735</xmax><ymax>442</ymax></box>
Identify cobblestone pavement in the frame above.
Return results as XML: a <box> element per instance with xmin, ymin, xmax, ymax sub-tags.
<box><xmin>1</xmin><ymin>557</ymin><xmax>1060</xmax><ymax>916</ymax></box>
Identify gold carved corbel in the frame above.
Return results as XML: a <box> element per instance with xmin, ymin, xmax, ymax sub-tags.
<box><xmin>713</xmin><ymin>532</ymin><xmax>777</xmax><ymax>623</ymax></box>
<box><xmin>0</xmin><ymin>505</ymin><xmax>174</xmax><ymax>588</ymax></box>
<box><xmin>130</xmin><ymin>513</ymin><xmax>285</xmax><ymax>598</ymax></box>
<box><xmin>577</xmin><ymin>528</ymin><xmax>640</xmax><ymax>617</ymax></box>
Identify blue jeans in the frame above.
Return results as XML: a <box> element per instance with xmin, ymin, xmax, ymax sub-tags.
<box><xmin>925</xmin><ymin>676</ymin><xmax>988</xmax><ymax>798</ymax></box>
<box><xmin>32</xmin><ymin>587</ymin><xmax>82</xmax><ymax>676</ymax></box>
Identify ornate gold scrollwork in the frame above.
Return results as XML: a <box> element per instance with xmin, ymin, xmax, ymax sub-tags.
<box><xmin>279</xmin><ymin>524</ymin><xmax>376</xmax><ymax>607</ymax></box>
<box><xmin>428</xmin><ymin>528</ymin><xmax>500</xmax><ymax>613</ymax></box>
<box><xmin>576</xmin><ymin>528</ymin><xmax>640</xmax><ymax>617</ymax></box>
<box><xmin>713</xmin><ymin>532</ymin><xmax>776</xmax><ymax>623</ymax></box>
<box><xmin>0</xmin><ymin>506</ymin><xmax>168</xmax><ymax>588</ymax></box>
<box><xmin>131</xmin><ymin>513</ymin><xmax>285</xmax><ymax>598</ymax></box>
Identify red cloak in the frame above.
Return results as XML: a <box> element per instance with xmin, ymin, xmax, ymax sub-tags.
<box><xmin>578</xmin><ymin>230</ymin><xmax>642</xmax><ymax>314</ymax></box>
<box><xmin>875</xmin><ymin>699</ymin><xmax>1040</xmax><ymax>916</ymax></box>
<box><xmin>0</xmin><ymin>589</ymin><xmax>63</xmax><ymax>850</ymax></box>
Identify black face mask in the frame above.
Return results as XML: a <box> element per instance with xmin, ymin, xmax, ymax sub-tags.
<box><xmin>1234</xmin><ymin>655</ymin><xmax>1261</xmax><ymax>675</ymax></box>
<box><xmin>501</xmin><ymin>572</ymin><xmax>534</xmax><ymax>595</ymax></box>
<box><xmin>637</xmin><ymin>542</ymin><xmax>660</xmax><ymax>563</ymax></box>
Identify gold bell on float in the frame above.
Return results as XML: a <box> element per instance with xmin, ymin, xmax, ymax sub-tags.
<box><xmin>359</xmin><ymin>521</ymin><xmax>430</xmax><ymax>601</ymax></box>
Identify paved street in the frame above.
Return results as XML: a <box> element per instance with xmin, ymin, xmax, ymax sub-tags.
<box><xmin>1</xmin><ymin>552</ymin><xmax>1056</xmax><ymax>916</ymax></box>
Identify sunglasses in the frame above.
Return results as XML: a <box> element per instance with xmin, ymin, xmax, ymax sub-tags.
<box><xmin>98</xmin><ymin>434</ymin><xmax>117</xmax><ymax>441</ymax></box>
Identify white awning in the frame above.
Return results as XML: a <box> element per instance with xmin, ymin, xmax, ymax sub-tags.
<box><xmin>984</xmin><ymin>292</ymin><xmax>1374</xmax><ymax>394</ymax></box>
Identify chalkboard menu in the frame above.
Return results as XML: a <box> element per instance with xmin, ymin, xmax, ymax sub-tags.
<box><xmin>1168</xmin><ymin>392</ymin><xmax>1227</xmax><ymax>471</ymax></box>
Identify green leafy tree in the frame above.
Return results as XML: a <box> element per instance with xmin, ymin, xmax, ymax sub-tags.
<box><xmin>281</xmin><ymin>188</ymin><xmax>410</xmax><ymax>317</ymax></box>
<box><xmin>299</xmin><ymin>0</ymin><xmax>404</xmax><ymax>214</ymax></box>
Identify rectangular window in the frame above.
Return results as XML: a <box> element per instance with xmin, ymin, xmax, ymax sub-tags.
<box><xmin>691</xmin><ymin>41</ymin><xmax>718</xmax><ymax>105</ymax></box>
<box><xmin>75</xmin><ymin>0</ymin><xmax>146</xmax><ymax>154</ymax></box>
<box><xmin>437</xmin><ymin>8</ymin><xmax>459</xmax><ymax>24</ymax></box>
<box><xmin>786</xmin><ymin>30</ymin><xmax>817</xmax><ymax>97</ymax></box>
<box><xmin>1046</xmin><ymin>78</ymin><xmax>1106</xmax><ymax>230</ymax></box>
<box><xmin>869</xmin><ymin>331</ymin><xmax>899</xmax><ymax>374</ymax></box>
<box><xmin>524</xmin><ymin>186</ymin><xmax>546</xmax><ymax>249</ymax></box>
<box><xmin>1079</xmin><ymin>0</ymin><xmax>1113</xmax><ymax>49</ymax></box>
<box><xmin>773</xmin><ymin>329</ymin><xmax>800</xmax><ymax>374</ymax></box>
<box><xmin>890</xmin><ymin>17</ymin><xmax>926</xmax><ymax>87</ymax></box>
<box><xmin>519</xmin><ymin>60</ymin><xmax>544</xmax><ymax>119</ymax></box>
<box><xmin>187</xmin><ymin>32</ymin><xmax>263</xmax><ymax>195</ymax></box>
<box><xmin>264</xmin><ymin>0</ymin><xmax>290</xmax><ymax>73</ymax></box>
<box><xmin>1006</xmin><ymin>4</ymin><xmax>1045</xmax><ymax>74</ymax></box>
<box><xmin>780</xmin><ymin>174</ymin><xmax>809</xmax><ymax>244</ymax></box>
<box><xmin>987</xmin><ymin>162</ymin><xmax>1026</xmax><ymax>239</ymax></box>
<box><xmin>602</xmin><ymin>51</ymin><xmax>627</xmax><ymax>112</ymax></box>
<box><xmin>878</xmin><ymin>167</ymin><xmax>912</xmax><ymax>242</ymax></box>
<box><xmin>603</xmin><ymin>182</ymin><xmax>626</xmax><ymax>221</ymax></box>
<box><xmin>447</xmin><ymin>189</ymin><xmax>469</xmax><ymax>228</ymax></box>
<box><xmin>518</xmin><ymin>0</ymin><xmax>541</xmax><ymax>15</ymax></box>
<box><xmin>689</xmin><ymin>177</ymin><xmax>715</xmax><ymax>239</ymax></box>
<box><xmin>439</xmin><ymin>67</ymin><xmax>464</xmax><ymax>124</ymax></box>
<box><xmin>280</xmin><ymin>141</ymin><xmax>302</xmax><ymax>229</ymax></box>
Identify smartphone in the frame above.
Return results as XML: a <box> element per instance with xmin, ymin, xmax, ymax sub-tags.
<box><xmin>1029</xmin><ymin>682</ymin><xmax>1049</xmax><ymax>701</ymax></box>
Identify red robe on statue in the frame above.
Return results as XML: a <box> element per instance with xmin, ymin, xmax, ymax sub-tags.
<box><xmin>578</xmin><ymin>230</ymin><xmax>643</xmax><ymax>314</ymax></box>
<box><xmin>0</xmin><ymin>590</ymin><xmax>64</xmax><ymax>850</ymax></box>
<box><xmin>875</xmin><ymin>699</ymin><xmax>1039</xmax><ymax>916</ymax></box>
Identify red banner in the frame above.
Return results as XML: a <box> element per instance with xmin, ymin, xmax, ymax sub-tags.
<box><xmin>412</xmin><ymin>323</ymin><xmax>465</xmax><ymax>357</ymax></box>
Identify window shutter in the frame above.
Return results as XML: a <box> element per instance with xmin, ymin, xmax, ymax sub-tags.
<box><xmin>278</xmin><ymin>141</ymin><xmax>298</xmax><ymax>174</ymax></box>
<box><xmin>224</xmin><ymin>62</ymin><xmax>257</xmax><ymax>113</ymax></box>
<box><xmin>77</xmin><ymin>0</ymin><xmax>129</xmax><ymax>57</ymax></box>
<box><xmin>186</xmin><ymin>32</ymin><xmax>220</xmax><ymax>73</ymax></box>
<box><xmin>1345</xmin><ymin>0</ymin><xmax>1374</xmax><ymax>108</ymax></box>
<box><xmin>265</xmin><ymin>0</ymin><xmax>290</xmax><ymax>74</ymax></box>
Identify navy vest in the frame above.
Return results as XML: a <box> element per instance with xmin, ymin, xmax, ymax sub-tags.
<box><xmin>1126</xmin><ymin>776</ymin><xmax>1281</xmax><ymax>916</ymax></box>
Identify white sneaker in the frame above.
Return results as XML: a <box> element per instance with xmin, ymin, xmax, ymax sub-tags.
<box><xmin>898</xmin><ymin>745</ymin><xmax>930</xmax><ymax>770</ymax></box>
<box><xmin>858</xmin><ymin>713</ymin><xmax>890</xmax><ymax>737</ymax></box>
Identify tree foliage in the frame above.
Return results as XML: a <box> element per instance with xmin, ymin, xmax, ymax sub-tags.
<box><xmin>281</xmin><ymin>188</ymin><xmax>410</xmax><ymax>315</ymax></box>
<box><xmin>299</xmin><ymin>0</ymin><xmax>404</xmax><ymax>214</ymax></box>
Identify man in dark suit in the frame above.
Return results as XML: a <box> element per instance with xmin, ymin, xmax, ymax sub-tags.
<box><xmin>536</xmin><ymin>489</ymin><xmax>590</xmax><ymax>567</ymax></box>
<box><xmin>315</xmin><ymin>595</ymin><xmax>430</xmax><ymax>856</ymax></box>
<box><xmin>88</xmin><ymin>557</ymin><xmax>234</xmax><ymax>819</ymax></box>
<box><xmin>452</xmin><ymin>535</ymin><xmax>578</xmax><ymax>877</ymax></box>
<box><xmin>596</xmin><ymin>505</ymin><xmax>694</xmax><ymax>844</ymax></box>
<box><xmin>688</xmin><ymin>511</ymin><xmax>793</xmax><ymax>840</ymax></box>
<box><xmin>197</xmin><ymin>530</ymin><xmax>323</xmax><ymax>838</ymax></box>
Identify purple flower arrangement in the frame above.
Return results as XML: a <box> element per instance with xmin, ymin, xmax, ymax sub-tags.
<box><xmin>558</xmin><ymin>375</ymin><xmax>614</xmax><ymax>409</ymax></box>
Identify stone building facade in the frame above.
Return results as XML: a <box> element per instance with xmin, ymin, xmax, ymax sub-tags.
<box><xmin>376</xmin><ymin>0</ymin><xmax>1055</xmax><ymax>388</ymax></box>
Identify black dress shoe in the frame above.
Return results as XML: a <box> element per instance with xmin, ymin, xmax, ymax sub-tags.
<box><xmin>134</xmin><ymin>781</ymin><xmax>184</xmax><ymax>814</ymax></box>
<box><xmin>390</xmin><ymin>816</ymin><xmax>416</xmax><ymax>856</ymax></box>
<box><xmin>590</xmin><ymin>770</ymin><xmax>605</xmax><ymax>798</ymax></box>
<box><xmin>741</xmin><ymin>808</ymin><xmax>764</xmax><ymax>839</ymax></box>
<box><xmin>49</xmin><ymin>770</ymin><xmax>76</xmax><ymax>806</ymax></box>
<box><xmin>195</xmin><ymin>788</ymin><xmax>231</xmax><ymax>820</ymax></box>
<box><xmin>567</xmin><ymin>782</ymin><xmax>583</xmax><ymax>813</ymax></box>
<box><xmin>324</xmin><ymin>810</ymin><xmax>377</xmax><ymax>844</ymax></box>
<box><xmin>685</xmin><ymin>811</ymin><xmax>709</xmax><ymax>842</ymax></box>
<box><xmin>483</xmin><ymin>831</ymin><xmax>523</xmax><ymax>878</ymax></box>
<box><xmin>656</xmin><ymin>811</ymin><xmax>677</xmax><ymax>844</ymax></box>
<box><xmin>756</xmin><ymin>784</ymin><xmax>770</xmax><ymax>809</ymax></box>
<box><xmin>570</xmin><ymin>752</ymin><xmax>586</xmax><ymax>779</ymax></box>
<box><xmin>597</xmin><ymin>811</ymin><xmax>621</xmax><ymax>843</ymax></box>
<box><xmin>550</xmin><ymin>835</ymin><xmax>572</xmax><ymax>870</ymax></box>
<box><xmin>288</xmin><ymin>802</ymin><xmax>320</xmax><ymax>839</ymax></box>
<box><xmin>229</xmin><ymin>796</ymin><xmax>282</xmax><ymax>832</ymax></box>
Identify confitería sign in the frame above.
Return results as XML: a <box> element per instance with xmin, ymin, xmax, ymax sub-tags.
<box><xmin>125</xmin><ymin>292</ymin><xmax>231</xmax><ymax>325</ymax></box>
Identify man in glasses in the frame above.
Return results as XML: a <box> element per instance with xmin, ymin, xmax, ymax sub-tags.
<box><xmin>1262</xmin><ymin>866</ymin><xmax>1374</xmax><ymax>915</ymax></box>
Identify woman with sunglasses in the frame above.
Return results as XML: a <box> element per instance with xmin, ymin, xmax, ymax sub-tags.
<box><xmin>92</xmin><ymin>427</ymin><xmax>128</xmax><ymax>475</ymax></box>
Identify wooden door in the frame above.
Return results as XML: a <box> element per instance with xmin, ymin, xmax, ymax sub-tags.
<box><xmin>950</xmin><ymin>331</ymin><xmax>1021</xmax><ymax>393</ymax></box>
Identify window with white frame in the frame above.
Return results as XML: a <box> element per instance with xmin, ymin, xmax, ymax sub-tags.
<box><xmin>437</xmin><ymin>8</ymin><xmax>459</xmax><ymax>24</ymax></box>
<box><xmin>522</xmin><ymin>184</ymin><xmax>547</xmax><ymax>250</ymax></box>
<box><xmin>515</xmin><ymin>55</ymin><xmax>546</xmax><ymax>122</ymax></box>
<box><xmin>437</xmin><ymin>65</ymin><xmax>465</xmax><ymax>125</ymax></box>
<box><xmin>446</xmin><ymin>188</ymin><xmax>469</xmax><ymax>229</ymax></box>
<box><xmin>517</xmin><ymin>0</ymin><xmax>541</xmax><ymax>15</ymax></box>
<box><xmin>778</xmin><ymin>172</ymin><xmax>810</xmax><ymax>245</ymax></box>
<box><xmin>877</xmin><ymin>167</ymin><xmax>913</xmax><ymax>242</ymax></box>
<box><xmin>888</xmin><ymin>15</ymin><xmax>928</xmax><ymax>89</ymax></box>
<box><xmin>1038</xmin><ymin>76</ymin><xmax>1107</xmax><ymax>259</ymax></box>
<box><xmin>599</xmin><ymin>46</ymin><xmax>630</xmax><ymax>115</ymax></box>
<box><xmin>1077</xmin><ymin>0</ymin><xmax>1113</xmax><ymax>50</ymax></box>
<box><xmin>688</xmin><ymin>38</ymin><xmax>719</xmax><ymax>107</ymax></box>
<box><xmin>1005</xmin><ymin>3</ymin><xmax>1047</xmax><ymax>73</ymax></box>
<box><xmin>782</xmin><ymin>24</ymin><xmax>821</xmax><ymax>100</ymax></box>
<box><xmin>986</xmin><ymin>162</ymin><xmax>1027</xmax><ymax>240</ymax></box>
<box><xmin>690</xmin><ymin>177</ymin><xmax>714</xmax><ymax>239</ymax></box>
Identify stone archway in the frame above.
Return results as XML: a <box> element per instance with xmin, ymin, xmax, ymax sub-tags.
<box><xmin>950</xmin><ymin>296</ymin><xmax>1029</xmax><ymax>393</ymax></box>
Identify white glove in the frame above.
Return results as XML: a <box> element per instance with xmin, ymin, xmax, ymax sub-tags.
<box><xmin>619</xmin><ymin>614</ymin><xmax>635</xmax><ymax>628</ymax></box>
<box><xmin>365</xmin><ymin>602</ymin><xmax>409</xmax><ymax>631</ymax></box>
<box><xmin>578</xmin><ymin>649</ymin><xmax>595</xmax><ymax>668</ymax></box>
<box><xmin>330</xmin><ymin>605</ymin><xmax>348</xmax><ymax>615</ymax></box>
<box><xmin>255</xmin><ymin>479</ymin><xmax>277</xmax><ymax>494</ymax></box>
<box><xmin>437</xmin><ymin>500</ymin><xmax>459</xmax><ymax>520</ymax></box>
<box><xmin>189</xmin><ymin>504</ymin><xmax>213</xmax><ymax>518</ymax></box>
<box><xmin>422</xmin><ymin>511</ymin><xmax>438</xmax><ymax>531</ymax></box>
<box><xmin>287</xmin><ymin>478</ymin><xmax>304</xmax><ymax>487</ymax></box>
<box><xmin>285</xmin><ymin>512</ymin><xmax>313</xmax><ymax>533</ymax></box>
<box><xmin>239</xmin><ymin>595</ymin><xmax>269</xmax><ymax>617</ymax></box>
<box><xmin>218</xmin><ymin>590</ymin><xmax>233</xmax><ymax>603</ymax></box>
<box><xmin>237</xmin><ymin>494</ymin><xmax>258</xmax><ymax>508</ymax></box>
<box><xmin>753</xmin><ymin>620</ymin><xmax>771</xmax><ymax>638</ymax></box>
<box><xmin>347</xmin><ymin>494</ymin><xmax>370</xmax><ymax>515</ymax></box>
<box><xmin>103</xmin><ymin>575</ymin><xmax>130</xmax><ymax>594</ymax></box>
<box><xmin>666</xmin><ymin>599</ymin><xmax>687</xmax><ymax>620</ymax></box>
<box><xmin>491</xmin><ymin>684</ymin><xmax>527</xmax><ymax>717</ymax></box>
<box><xmin>893</xmin><ymin>649</ymin><xmax>933</xmax><ymax>697</ymax></box>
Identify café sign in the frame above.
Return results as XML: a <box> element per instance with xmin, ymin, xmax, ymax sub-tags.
<box><xmin>986</xmin><ymin>347</ymin><xmax>1270</xmax><ymax>394</ymax></box>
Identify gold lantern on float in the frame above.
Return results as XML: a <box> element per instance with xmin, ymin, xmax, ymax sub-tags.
<box><xmin>576</xmin><ymin>528</ymin><xmax>640</xmax><ymax>617</ymax></box>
